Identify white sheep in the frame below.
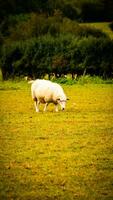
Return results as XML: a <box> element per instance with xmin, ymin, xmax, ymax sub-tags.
<box><xmin>29</xmin><ymin>79</ymin><xmax>68</xmax><ymax>112</ymax></box>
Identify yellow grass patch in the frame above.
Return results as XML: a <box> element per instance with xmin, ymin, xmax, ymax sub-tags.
<box><xmin>0</xmin><ymin>81</ymin><xmax>113</xmax><ymax>199</ymax></box>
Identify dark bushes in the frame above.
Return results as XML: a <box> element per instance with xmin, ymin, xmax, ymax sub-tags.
<box><xmin>2</xmin><ymin>13</ymin><xmax>108</xmax><ymax>43</ymax></box>
<box><xmin>1</xmin><ymin>34</ymin><xmax>113</xmax><ymax>80</ymax></box>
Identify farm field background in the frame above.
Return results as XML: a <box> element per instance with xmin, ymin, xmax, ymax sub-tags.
<box><xmin>80</xmin><ymin>22</ymin><xmax>113</xmax><ymax>39</ymax></box>
<box><xmin>0</xmin><ymin>80</ymin><xmax>113</xmax><ymax>199</ymax></box>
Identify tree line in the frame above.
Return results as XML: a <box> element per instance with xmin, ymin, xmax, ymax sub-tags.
<box><xmin>1</xmin><ymin>33</ymin><xmax>113</xmax><ymax>80</ymax></box>
<box><xmin>0</xmin><ymin>0</ymin><xmax>113</xmax><ymax>80</ymax></box>
<box><xmin>0</xmin><ymin>0</ymin><xmax>113</xmax><ymax>22</ymax></box>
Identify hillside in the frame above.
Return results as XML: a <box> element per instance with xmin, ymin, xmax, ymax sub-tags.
<box><xmin>80</xmin><ymin>22</ymin><xmax>113</xmax><ymax>39</ymax></box>
<box><xmin>0</xmin><ymin>1</ymin><xmax>113</xmax><ymax>80</ymax></box>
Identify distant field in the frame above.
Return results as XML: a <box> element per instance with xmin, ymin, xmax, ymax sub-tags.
<box><xmin>0</xmin><ymin>80</ymin><xmax>113</xmax><ymax>199</ymax></box>
<box><xmin>80</xmin><ymin>22</ymin><xmax>113</xmax><ymax>39</ymax></box>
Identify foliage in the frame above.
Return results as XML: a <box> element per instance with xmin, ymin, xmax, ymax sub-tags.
<box><xmin>51</xmin><ymin>75</ymin><xmax>113</xmax><ymax>85</ymax></box>
<box><xmin>0</xmin><ymin>0</ymin><xmax>113</xmax><ymax>23</ymax></box>
<box><xmin>76</xmin><ymin>75</ymin><xmax>113</xmax><ymax>84</ymax></box>
<box><xmin>2</xmin><ymin>13</ymin><xmax>108</xmax><ymax>44</ymax></box>
<box><xmin>0</xmin><ymin>1</ymin><xmax>113</xmax><ymax>80</ymax></box>
<box><xmin>1</xmin><ymin>34</ymin><xmax>113</xmax><ymax>80</ymax></box>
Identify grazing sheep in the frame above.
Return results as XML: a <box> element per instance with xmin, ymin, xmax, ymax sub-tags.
<box><xmin>29</xmin><ymin>79</ymin><xmax>68</xmax><ymax>112</ymax></box>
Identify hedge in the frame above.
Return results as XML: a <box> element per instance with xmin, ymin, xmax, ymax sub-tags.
<box><xmin>1</xmin><ymin>34</ymin><xmax>113</xmax><ymax>80</ymax></box>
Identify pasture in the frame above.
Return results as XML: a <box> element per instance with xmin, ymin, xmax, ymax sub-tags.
<box><xmin>80</xmin><ymin>22</ymin><xmax>113</xmax><ymax>39</ymax></box>
<box><xmin>0</xmin><ymin>80</ymin><xmax>113</xmax><ymax>200</ymax></box>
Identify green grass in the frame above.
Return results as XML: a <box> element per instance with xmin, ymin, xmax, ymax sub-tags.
<box><xmin>80</xmin><ymin>22</ymin><xmax>113</xmax><ymax>39</ymax></box>
<box><xmin>53</xmin><ymin>75</ymin><xmax>113</xmax><ymax>85</ymax></box>
<box><xmin>0</xmin><ymin>80</ymin><xmax>113</xmax><ymax>200</ymax></box>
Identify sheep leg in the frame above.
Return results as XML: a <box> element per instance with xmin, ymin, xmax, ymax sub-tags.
<box><xmin>55</xmin><ymin>104</ymin><xmax>58</xmax><ymax>112</ymax></box>
<box><xmin>34</xmin><ymin>98</ymin><xmax>39</xmax><ymax>112</ymax></box>
<box><xmin>44</xmin><ymin>103</ymin><xmax>48</xmax><ymax>112</ymax></box>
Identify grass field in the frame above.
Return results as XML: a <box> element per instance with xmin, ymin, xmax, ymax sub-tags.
<box><xmin>80</xmin><ymin>22</ymin><xmax>113</xmax><ymax>39</ymax></box>
<box><xmin>0</xmin><ymin>80</ymin><xmax>113</xmax><ymax>200</ymax></box>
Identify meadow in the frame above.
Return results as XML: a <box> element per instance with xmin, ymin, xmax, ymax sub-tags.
<box><xmin>0</xmin><ymin>80</ymin><xmax>113</xmax><ymax>200</ymax></box>
<box><xmin>80</xmin><ymin>22</ymin><xmax>113</xmax><ymax>39</ymax></box>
